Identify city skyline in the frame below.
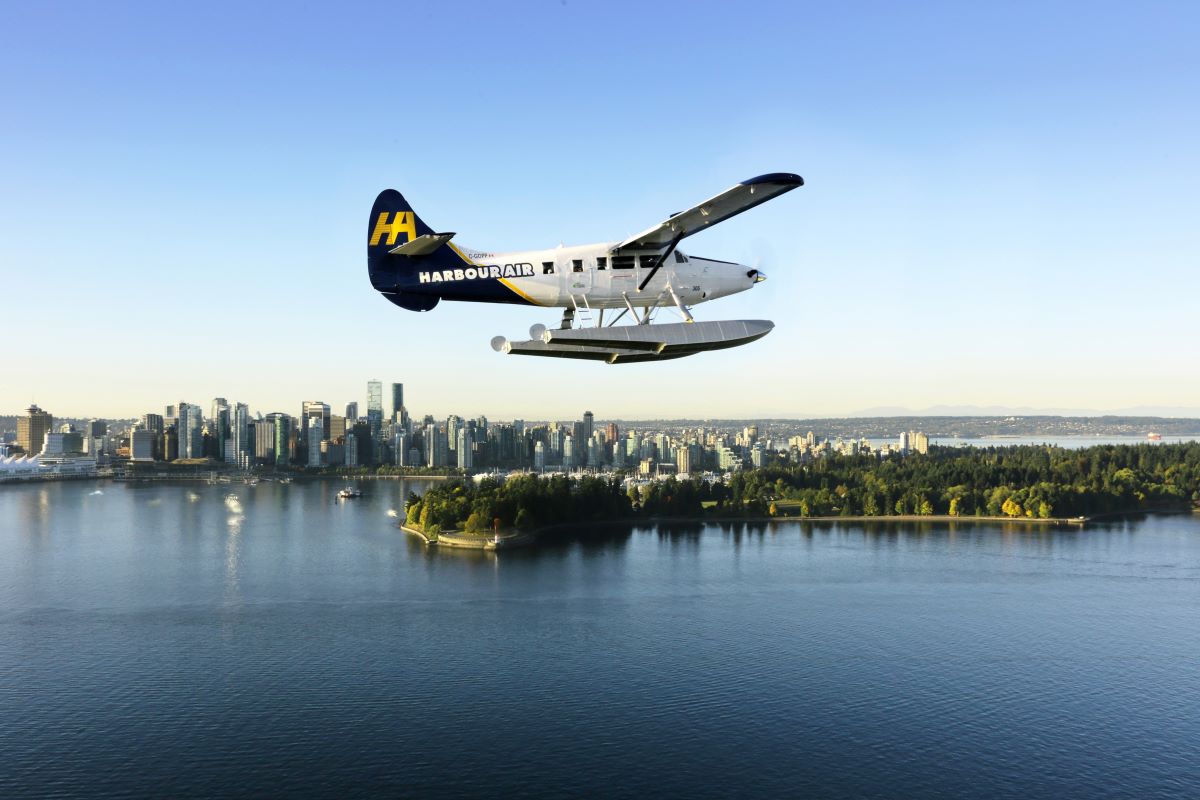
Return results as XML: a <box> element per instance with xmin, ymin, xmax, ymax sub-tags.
<box><xmin>3</xmin><ymin>3</ymin><xmax>1198</xmax><ymax>417</ymax></box>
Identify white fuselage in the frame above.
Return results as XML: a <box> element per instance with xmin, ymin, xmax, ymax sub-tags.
<box><xmin>455</xmin><ymin>241</ymin><xmax>762</xmax><ymax>310</ymax></box>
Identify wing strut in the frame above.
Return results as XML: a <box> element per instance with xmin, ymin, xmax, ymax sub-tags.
<box><xmin>637</xmin><ymin>230</ymin><xmax>685</xmax><ymax>292</ymax></box>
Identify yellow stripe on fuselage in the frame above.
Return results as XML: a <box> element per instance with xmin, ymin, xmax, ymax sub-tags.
<box><xmin>447</xmin><ymin>242</ymin><xmax>541</xmax><ymax>306</ymax></box>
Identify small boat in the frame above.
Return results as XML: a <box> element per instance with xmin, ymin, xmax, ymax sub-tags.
<box><xmin>1147</xmin><ymin>432</ymin><xmax>1163</xmax><ymax>441</ymax></box>
<box><xmin>338</xmin><ymin>487</ymin><xmax>363</xmax><ymax>499</ymax></box>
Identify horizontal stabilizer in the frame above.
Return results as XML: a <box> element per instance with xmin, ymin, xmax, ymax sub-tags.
<box><xmin>388</xmin><ymin>232</ymin><xmax>456</xmax><ymax>256</ymax></box>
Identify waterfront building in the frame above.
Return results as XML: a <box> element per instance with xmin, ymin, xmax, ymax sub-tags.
<box><xmin>211</xmin><ymin>398</ymin><xmax>229</xmax><ymax>461</ymax></box>
<box><xmin>270</xmin><ymin>413</ymin><xmax>292</xmax><ymax>466</ymax></box>
<box><xmin>161</xmin><ymin>425</ymin><xmax>178</xmax><ymax>461</ymax></box>
<box><xmin>307</xmin><ymin>417</ymin><xmax>324</xmax><ymax>467</ymax></box>
<box><xmin>913</xmin><ymin>431</ymin><xmax>930</xmax><ymax>455</ymax></box>
<box><xmin>177</xmin><ymin>403</ymin><xmax>203</xmax><ymax>459</ymax></box>
<box><xmin>351</xmin><ymin>421</ymin><xmax>373</xmax><ymax>465</ymax></box>
<box><xmin>898</xmin><ymin>430</ymin><xmax>910</xmax><ymax>455</ymax></box>
<box><xmin>130</xmin><ymin>428</ymin><xmax>156</xmax><ymax>461</ymax></box>
<box><xmin>254</xmin><ymin>419</ymin><xmax>276</xmax><ymax>463</ymax></box>
<box><xmin>17</xmin><ymin>404</ymin><xmax>52</xmax><ymax>457</ymax></box>
<box><xmin>323</xmin><ymin>439</ymin><xmax>345</xmax><ymax>467</ymax></box>
<box><xmin>229</xmin><ymin>402</ymin><xmax>250</xmax><ymax>468</ymax></box>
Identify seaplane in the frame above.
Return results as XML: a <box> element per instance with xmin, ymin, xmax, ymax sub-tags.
<box><xmin>366</xmin><ymin>173</ymin><xmax>803</xmax><ymax>363</ymax></box>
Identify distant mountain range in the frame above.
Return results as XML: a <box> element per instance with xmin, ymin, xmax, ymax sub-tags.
<box><xmin>845</xmin><ymin>405</ymin><xmax>1200</xmax><ymax>418</ymax></box>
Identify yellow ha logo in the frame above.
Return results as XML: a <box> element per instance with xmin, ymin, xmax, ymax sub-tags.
<box><xmin>370</xmin><ymin>211</ymin><xmax>417</xmax><ymax>246</ymax></box>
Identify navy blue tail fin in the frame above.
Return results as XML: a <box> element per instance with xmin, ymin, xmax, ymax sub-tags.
<box><xmin>367</xmin><ymin>189</ymin><xmax>441</xmax><ymax>311</ymax></box>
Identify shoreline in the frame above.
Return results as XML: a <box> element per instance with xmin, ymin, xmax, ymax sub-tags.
<box><xmin>401</xmin><ymin>505</ymin><xmax>1197</xmax><ymax>551</ymax></box>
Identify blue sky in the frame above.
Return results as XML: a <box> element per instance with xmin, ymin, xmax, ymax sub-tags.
<box><xmin>3</xmin><ymin>1</ymin><xmax>1198</xmax><ymax>420</ymax></box>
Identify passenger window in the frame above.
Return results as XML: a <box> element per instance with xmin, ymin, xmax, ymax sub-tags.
<box><xmin>674</xmin><ymin>251</ymin><xmax>687</xmax><ymax>263</ymax></box>
<box><xmin>597</xmin><ymin>257</ymin><xmax>607</xmax><ymax>270</ymax></box>
<box><xmin>572</xmin><ymin>259</ymin><xmax>583</xmax><ymax>273</ymax></box>
<box><xmin>542</xmin><ymin>261</ymin><xmax>554</xmax><ymax>275</ymax></box>
<box><xmin>640</xmin><ymin>254</ymin><xmax>660</xmax><ymax>268</ymax></box>
<box><xmin>612</xmin><ymin>255</ymin><xmax>635</xmax><ymax>269</ymax></box>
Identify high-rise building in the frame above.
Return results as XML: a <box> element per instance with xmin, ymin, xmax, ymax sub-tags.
<box><xmin>457</xmin><ymin>426</ymin><xmax>474</xmax><ymax>470</ymax></box>
<box><xmin>302</xmin><ymin>401</ymin><xmax>330</xmax><ymax>445</ymax></box>
<box><xmin>17</xmin><ymin>405</ymin><xmax>52</xmax><ymax>456</ymax></box>
<box><xmin>131</xmin><ymin>428</ymin><xmax>157</xmax><ymax>461</ymax></box>
<box><xmin>161</xmin><ymin>425</ymin><xmax>179</xmax><ymax>461</ymax></box>
<box><xmin>675</xmin><ymin>445</ymin><xmax>692</xmax><ymax>475</ymax></box>
<box><xmin>269</xmin><ymin>413</ymin><xmax>292</xmax><ymax>465</ymax></box>
<box><xmin>210</xmin><ymin>398</ymin><xmax>229</xmax><ymax>461</ymax></box>
<box><xmin>583</xmin><ymin>411</ymin><xmax>594</xmax><ymax>443</ymax></box>
<box><xmin>255</xmin><ymin>419</ymin><xmax>276</xmax><ymax>463</ymax></box>
<box><xmin>367</xmin><ymin>380</ymin><xmax>383</xmax><ymax>439</ymax></box>
<box><xmin>426</xmin><ymin>423</ymin><xmax>449</xmax><ymax>468</ymax></box>
<box><xmin>563</xmin><ymin>434</ymin><xmax>575</xmax><ymax>468</ymax></box>
<box><xmin>345</xmin><ymin>402</ymin><xmax>359</xmax><ymax>421</ymax></box>
<box><xmin>177</xmin><ymin>403</ymin><xmax>203</xmax><ymax>459</ymax></box>
<box><xmin>307</xmin><ymin>416</ymin><xmax>324</xmax><ymax>467</ymax></box>
<box><xmin>228</xmin><ymin>403</ymin><xmax>250</xmax><ymax>468</ymax></box>
<box><xmin>329</xmin><ymin>414</ymin><xmax>347</xmax><ymax>443</ymax></box>
<box><xmin>390</xmin><ymin>383</ymin><xmax>404</xmax><ymax>419</ymax></box>
<box><xmin>533</xmin><ymin>441</ymin><xmax>545</xmax><ymax>471</ymax></box>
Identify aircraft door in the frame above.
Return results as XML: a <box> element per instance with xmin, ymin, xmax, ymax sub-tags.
<box><xmin>566</xmin><ymin>255</ymin><xmax>593</xmax><ymax>299</ymax></box>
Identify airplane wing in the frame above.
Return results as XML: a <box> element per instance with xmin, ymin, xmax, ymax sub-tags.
<box><xmin>615</xmin><ymin>172</ymin><xmax>803</xmax><ymax>251</ymax></box>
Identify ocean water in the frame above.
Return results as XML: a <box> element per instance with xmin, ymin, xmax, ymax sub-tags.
<box><xmin>1</xmin><ymin>480</ymin><xmax>1198</xmax><ymax>798</ymax></box>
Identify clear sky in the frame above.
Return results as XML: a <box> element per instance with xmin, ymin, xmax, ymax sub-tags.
<box><xmin>3</xmin><ymin>1</ymin><xmax>1198</xmax><ymax>421</ymax></box>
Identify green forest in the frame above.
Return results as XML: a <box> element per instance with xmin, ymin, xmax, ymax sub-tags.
<box><xmin>404</xmin><ymin>443</ymin><xmax>1200</xmax><ymax>533</ymax></box>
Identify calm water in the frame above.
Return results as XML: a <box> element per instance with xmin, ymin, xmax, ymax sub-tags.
<box><xmin>2</xmin><ymin>480</ymin><xmax>1198</xmax><ymax>799</ymax></box>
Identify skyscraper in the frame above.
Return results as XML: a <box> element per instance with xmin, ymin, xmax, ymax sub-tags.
<box><xmin>391</xmin><ymin>383</ymin><xmax>404</xmax><ymax>420</ymax></box>
<box><xmin>307</xmin><ymin>416</ymin><xmax>324</xmax><ymax>467</ymax></box>
<box><xmin>345</xmin><ymin>401</ymin><xmax>359</xmax><ymax>421</ymax></box>
<box><xmin>229</xmin><ymin>402</ymin><xmax>250</xmax><ymax>468</ymax></box>
<box><xmin>270</xmin><ymin>413</ymin><xmax>292</xmax><ymax>466</ymax></box>
<box><xmin>367</xmin><ymin>380</ymin><xmax>383</xmax><ymax>439</ymax></box>
<box><xmin>17</xmin><ymin>405</ymin><xmax>52</xmax><ymax>456</ymax></box>
<box><xmin>177</xmin><ymin>403</ymin><xmax>203</xmax><ymax>459</ymax></box>
<box><xmin>583</xmin><ymin>411</ymin><xmax>594</xmax><ymax>442</ymax></box>
<box><xmin>301</xmin><ymin>401</ymin><xmax>330</xmax><ymax>444</ymax></box>
<box><xmin>457</xmin><ymin>426</ymin><xmax>474</xmax><ymax>470</ymax></box>
<box><xmin>211</xmin><ymin>398</ymin><xmax>229</xmax><ymax>462</ymax></box>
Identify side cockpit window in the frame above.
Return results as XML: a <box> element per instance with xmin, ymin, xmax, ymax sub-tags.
<box><xmin>674</xmin><ymin>251</ymin><xmax>688</xmax><ymax>263</ymax></box>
